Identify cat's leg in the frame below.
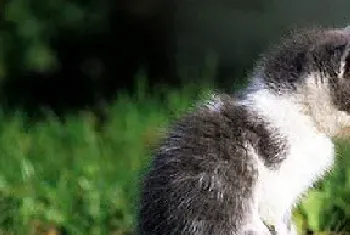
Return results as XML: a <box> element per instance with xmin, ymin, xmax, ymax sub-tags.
<box><xmin>241</xmin><ymin>171</ymin><xmax>272</xmax><ymax>235</ymax></box>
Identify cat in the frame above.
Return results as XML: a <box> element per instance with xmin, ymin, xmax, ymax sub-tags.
<box><xmin>138</xmin><ymin>25</ymin><xmax>350</xmax><ymax>235</ymax></box>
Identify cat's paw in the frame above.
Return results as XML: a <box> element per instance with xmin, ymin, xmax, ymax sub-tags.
<box><xmin>241</xmin><ymin>220</ymin><xmax>272</xmax><ymax>235</ymax></box>
<box><xmin>274</xmin><ymin>222</ymin><xmax>298</xmax><ymax>235</ymax></box>
<box><xmin>243</xmin><ymin>230</ymin><xmax>272</xmax><ymax>235</ymax></box>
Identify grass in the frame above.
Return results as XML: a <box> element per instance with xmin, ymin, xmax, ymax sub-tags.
<box><xmin>0</xmin><ymin>80</ymin><xmax>212</xmax><ymax>234</ymax></box>
<box><xmin>0</xmin><ymin>79</ymin><xmax>349</xmax><ymax>234</ymax></box>
<box><xmin>295</xmin><ymin>140</ymin><xmax>350</xmax><ymax>235</ymax></box>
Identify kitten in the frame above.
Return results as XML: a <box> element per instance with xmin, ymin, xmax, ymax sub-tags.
<box><xmin>138</xmin><ymin>25</ymin><xmax>350</xmax><ymax>235</ymax></box>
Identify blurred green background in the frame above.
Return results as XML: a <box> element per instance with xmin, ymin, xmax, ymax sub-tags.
<box><xmin>2</xmin><ymin>0</ymin><xmax>350</xmax><ymax>234</ymax></box>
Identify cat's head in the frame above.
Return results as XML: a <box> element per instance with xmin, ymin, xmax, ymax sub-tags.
<box><xmin>258</xmin><ymin>25</ymin><xmax>350</xmax><ymax>137</ymax></box>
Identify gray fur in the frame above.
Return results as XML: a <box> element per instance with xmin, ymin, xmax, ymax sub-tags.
<box><xmin>138</xmin><ymin>97</ymin><xmax>286</xmax><ymax>235</ymax></box>
<box><xmin>257</xmin><ymin>27</ymin><xmax>350</xmax><ymax>96</ymax></box>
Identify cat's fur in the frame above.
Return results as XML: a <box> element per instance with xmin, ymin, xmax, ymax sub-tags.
<box><xmin>138</xmin><ymin>25</ymin><xmax>350</xmax><ymax>235</ymax></box>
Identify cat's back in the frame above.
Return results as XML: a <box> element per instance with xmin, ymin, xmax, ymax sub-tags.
<box><xmin>138</xmin><ymin>94</ymin><xmax>286</xmax><ymax>235</ymax></box>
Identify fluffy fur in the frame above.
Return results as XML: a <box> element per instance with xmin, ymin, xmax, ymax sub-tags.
<box><xmin>138</xmin><ymin>25</ymin><xmax>350</xmax><ymax>235</ymax></box>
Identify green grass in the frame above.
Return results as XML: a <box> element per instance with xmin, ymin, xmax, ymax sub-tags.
<box><xmin>0</xmin><ymin>81</ymin><xmax>212</xmax><ymax>234</ymax></box>
<box><xmin>295</xmin><ymin>140</ymin><xmax>350</xmax><ymax>235</ymax></box>
<box><xmin>0</xmin><ymin>80</ymin><xmax>350</xmax><ymax>234</ymax></box>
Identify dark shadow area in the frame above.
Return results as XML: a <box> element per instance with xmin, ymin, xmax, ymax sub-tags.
<box><xmin>1</xmin><ymin>0</ymin><xmax>178</xmax><ymax>120</ymax></box>
<box><xmin>2</xmin><ymin>0</ymin><xmax>350</xmax><ymax>121</ymax></box>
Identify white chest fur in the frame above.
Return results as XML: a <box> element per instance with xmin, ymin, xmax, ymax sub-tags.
<box><xmin>241</xmin><ymin>89</ymin><xmax>335</xmax><ymax>224</ymax></box>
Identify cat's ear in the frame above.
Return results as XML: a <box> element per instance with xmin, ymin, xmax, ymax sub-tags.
<box><xmin>337</xmin><ymin>43</ymin><xmax>350</xmax><ymax>79</ymax></box>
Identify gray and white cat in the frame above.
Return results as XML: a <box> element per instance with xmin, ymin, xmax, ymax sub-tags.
<box><xmin>138</xmin><ymin>25</ymin><xmax>350</xmax><ymax>235</ymax></box>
